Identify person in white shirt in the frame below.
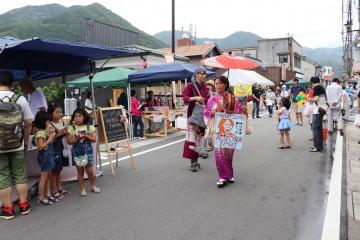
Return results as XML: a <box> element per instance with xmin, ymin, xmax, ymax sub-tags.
<box><xmin>84</xmin><ymin>92</ymin><xmax>94</xmax><ymax>121</ymax></box>
<box><xmin>19</xmin><ymin>79</ymin><xmax>48</xmax><ymax>120</ymax></box>
<box><xmin>0</xmin><ymin>71</ymin><xmax>33</xmax><ymax>220</ymax></box>
<box><xmin>326</xmin><ymin>78</ymin><xmax>344</xmax><ymax>135</ymax></box>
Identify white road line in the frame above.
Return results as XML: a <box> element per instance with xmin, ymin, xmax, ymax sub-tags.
<box><xmin>100</xmin><ymin>138</ymin><xmax>185</xmax><ymax>166</ymax></box>
<box><xmin>321</xmin><ymin>132</ymin><xmax>343</xmax><ymax>240</ymax></box>
<box><xmin>100</xmin><ymin>111</ymin><xmax>268</xmax><ymax>167</ymax></box>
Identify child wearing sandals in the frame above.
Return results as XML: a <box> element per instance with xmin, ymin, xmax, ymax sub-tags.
<box><xmin>67</xmin><ymin>108</ymin><xmax>100</xmax><ymax>196</ymax></box>
<box><xmin>48</xmin><ymin>103</ymin><xmax>70</xmax><ymax>200</ymax></box>
<box><xmin>34</xmin><ymin>111</ymin><xmax>56</xmax><ymax>205</ymax></box>
<box><xmin>277</xmin><ymin>97</ymin><xmax>292</xmax><ymax>149</ymax></box>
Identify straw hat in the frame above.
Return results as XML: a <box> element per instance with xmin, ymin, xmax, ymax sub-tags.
<box><xmin>207</xmin><ymin>80</ymin><xmax>215</xmax><ymax>87</ymax></box>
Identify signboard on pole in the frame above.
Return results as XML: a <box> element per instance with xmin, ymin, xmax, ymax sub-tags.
<box><xmin>234</xmin><ymin>84</ymin><xmax>252</xmax><ymax>97</ymax></box>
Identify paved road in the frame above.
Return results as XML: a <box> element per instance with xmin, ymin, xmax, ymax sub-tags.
<box><xmin>1</xmin><ymin>115</ymin><xmax>334</xmax><ymax>240</ymax></box>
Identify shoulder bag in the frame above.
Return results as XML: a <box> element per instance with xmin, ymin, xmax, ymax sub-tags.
<box><xmin>188</xmin><ymin>84</ymin><xmax>207</xmax><ymax>129</ymax></box>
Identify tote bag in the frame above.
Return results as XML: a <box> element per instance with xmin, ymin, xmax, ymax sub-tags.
<box><xmin>188</xmin><ymin>84</ymin><xmax>207</xmax><ymax>129</ymax></box>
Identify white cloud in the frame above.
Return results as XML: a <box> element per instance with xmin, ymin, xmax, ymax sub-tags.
<box><xmin>0</xmin><ymin>0</ymin><xmax>348</xmax><ymax>48</ymax></box>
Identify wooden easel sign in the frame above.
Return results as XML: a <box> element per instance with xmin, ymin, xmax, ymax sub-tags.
<box><xmin>97</xmin><ymin>106</ymin><xmax>135</xmax><ymax>176</ymax></box>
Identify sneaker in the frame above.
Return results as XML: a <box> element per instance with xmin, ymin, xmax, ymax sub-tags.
<box><xmin>299</xmin><ymin>122</ymin><xmax>303</xmax><ymax>126</ymax></box>
<box><xmin>256</xmin><ymin>116</ymin><xmax>261</xmax><ymax>118</ymax></box>
<box><xmin>216</xmin><ymin>179</ymin><xmax>226</xmax><ymax>188</ymax></box>
<box><xmin>17</xmin><ymin>201</ymin><xmax>31</xmax><ymax>215</ymax></box>
<box><xmin>48</xmin><ymin>195</ymin><xmax>58</xmax><ymax>203</ymax></box>
<box><xmin>227</xmin><ymin>178</ymin><xmax>235</xmax><ymax>183</ymax></box>
<box><xmin>0</xmin><ymin>205</ymin><xmax>15</xmax><ymax>220</ymax></box>
<box><xmin>139</xmin><ymin>137</ymin><xmax>146</xmax><ymax>140</ymax></box>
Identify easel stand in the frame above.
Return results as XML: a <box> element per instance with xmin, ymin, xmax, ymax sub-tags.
<box><xmin>97</xmin><ymin>107</ymin><xmax>135</xmax><ymax>176</ymax></box>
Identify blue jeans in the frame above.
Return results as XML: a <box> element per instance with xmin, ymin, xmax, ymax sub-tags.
<box><xmin>133</xmin><ymin>116</ymin><xmax>144</xmax><ymax>138</ymax></box>
<box><xmin>267</xmin><ymin>105</ymin><xmax>273</xmax><ymax>116</ymax></box>
<box><xmin>252</xmin><ymin>101</ymin><xmax>260</xmax><ymax>118</ymax></box>
<box><xmin>312</xmin><ymin>114</ymin><xmax>323</xmax><ymax>150</ymax></box>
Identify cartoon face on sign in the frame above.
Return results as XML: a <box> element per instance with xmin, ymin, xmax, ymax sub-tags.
<box><xmin>218</xmin><ymin>118</ymin><xmax>235</xmax><ymax>136</ymax></box>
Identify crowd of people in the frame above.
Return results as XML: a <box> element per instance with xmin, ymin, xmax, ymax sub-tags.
<box><xmin>0</xmin><ymin>71</ymin><xmax>100</xmax><ymax>220</ymax></box>
<box><xmin>181</xmin><ymin>70</ymin><xmax>358</xmax><ymax>188</ymax></box>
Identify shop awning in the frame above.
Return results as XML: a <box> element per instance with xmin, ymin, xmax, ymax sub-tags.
<box><xmin>225</xmin><ymin>69</ymin><xmax>274</xmax><ymax>86</ymax></box>
<box><xmin>128</xmin><ymin>62</ymin><xmax>216</xmax><ymax>84</ymax></box>
<box><xmin>66</xmin><ymin>67</ymin><xmax>135</xmax><ymax>88</ymax></box>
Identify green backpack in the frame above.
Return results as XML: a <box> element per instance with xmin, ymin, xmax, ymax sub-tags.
<box><xmin>0</xmin><ymin>94</ymin><xmax>24</xmax><ymax>150</ymax></box>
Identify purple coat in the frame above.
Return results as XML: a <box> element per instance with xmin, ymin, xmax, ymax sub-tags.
<box><xmin>183</xmin><ymin>82</ymin><xmax>210</xmax><ymax>118</ymax></box>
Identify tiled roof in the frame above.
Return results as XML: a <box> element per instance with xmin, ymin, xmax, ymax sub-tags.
<box><xmin>160</xmin><ymin>44</ymin><xmax>221</xmax><ymax>57</ymax></box>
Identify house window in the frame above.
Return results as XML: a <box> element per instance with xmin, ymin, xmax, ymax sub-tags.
<box><xmin>294</xmin><ymin>56</ymin><xmax>301</xmax><ymax>69</ymax></box>
<box><xmin>279</xmin><ymin>54</ymin><xmax>288</xmax><ymax>63</ymax></box>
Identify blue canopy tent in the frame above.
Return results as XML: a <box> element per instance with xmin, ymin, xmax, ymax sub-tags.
<box><xmin>0</xmin><ymin>36</ymin><xmax>144</xmax><ymax>74</ymax></box>
<box><xmin>128</xmin><ymin>62</ymin><xmax>216</xmax><ymax>84</ymax></box>
<box><xmin>0</xmin><ymin>36</ymin><xmax>146</xmax><ymax>175</ymax></box>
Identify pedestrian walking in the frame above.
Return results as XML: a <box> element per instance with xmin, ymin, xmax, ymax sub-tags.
<box><xmin>252</xmin><ymin>84</ymin><xmax>262</xmax><ymax>118</ymax></box>
<box><xmin>277</xmin><ymin>97</ymin><xmax>292</xmax><ymax>149</ymax></box>
<box><xmin>182</xmin><ymin>67</ymin><xmax>210</xmax><ymax>172</ymax></box>
<box><xmin>0</xmin><ymin>71</ymin><xmax>32</xmax><ymax>220</ymax></box>
<box><xmin>204</xmin><ymin>76</ymin><xmax>247</xmax><ymax>187</ymax></box>
<box><xmin>265</xmin><ymin>87</ymin><xmax>276</xmax><ymax>117</ymax></box>
<box><xmin>290</xmin><ymin>78</ymin><xmax>306</xmax><ymax>126</ymax></box>
<box><xmin>326</xmin><ymin>78</ymin><xmax>344</xmax><ymax>136</ymax></box>
<box><xmin>67</xmin><ymin>108</ymin><xmax>100</xmax><ymax>196</ymax></box>
<box><xmin>309</xmin><ymin>77</ymin><xmax>326</xmax><ymax>152</ymax></box>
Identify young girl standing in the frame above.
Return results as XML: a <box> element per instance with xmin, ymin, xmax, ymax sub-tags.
<box><xmin>67</xmin><ymin>108</ymin><xmax>100</xmax><ymax>196</ymax></box>
<box><xmin>277</xmin><ymin>97</ymin><xmax>292</xmax><ymax>149</ymax></box>
<box><xmin>48</xmin><ymin>103</ymin><xmax>70</xmax><ymax>200</ymax></box>
<box><xmin>34</xmin><ymin>111</ymin><xmax>56</xmax><ymax>205</ymax></box>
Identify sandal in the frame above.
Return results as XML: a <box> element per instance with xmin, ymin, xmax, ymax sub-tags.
<box><xmin>91</xmin><ymin>187</ymin><xmax>101</xmax><ymax>193</ymax></box>
<box><xmin>37</xmin><ymin>198</ymin><xmax>52</xmax><ymax>206</ymax></box>
<box><xmin>53</xmin><ymin>192</ymin><xmax>65</xmax><ymax>201</ymax></box>
<box><xmin>58</xmin><ymin>189</ymin><xmax>71</xmax><ymax>196</ymax></box>
<box><xmin>278</xmin><ymin>146</ymin><xmax>285</xmax><ymax>149</ymax></box>
<box><xmin>285</xmin><ymin>145</ymin><xmax>291</xmax><ymax>149</ymax></box>
<box><xmin>80</xmin><ymin>191</ymin><xmax>87</xmax><ymax>197</ymax></box>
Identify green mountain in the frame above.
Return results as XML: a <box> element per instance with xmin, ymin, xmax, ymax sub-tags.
<box><xmin>0</xmin><ymin>3</ymin><xmax>167</xmax><ymax>49</ymax></box>
<box><xmin>154</xmin><ymin>30</ymin><xmax>261</xmax><ymax>48</ymax></box>
<box><xmin>303</xmin><ymin>47</ymin><xmax>343</xmax><ymax>73</ymax></box>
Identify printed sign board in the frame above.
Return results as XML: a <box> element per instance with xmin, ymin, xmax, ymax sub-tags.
<box><xmin>214</xmin><ymin>113</ymin><xmax>246</xmax><ymax>149</ymax></box>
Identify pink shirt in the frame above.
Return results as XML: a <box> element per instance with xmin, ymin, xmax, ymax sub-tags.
<box><xmin>130</xmin><ymin>97</ymin><xmax>142</xmax><ymax>116</ymax></box>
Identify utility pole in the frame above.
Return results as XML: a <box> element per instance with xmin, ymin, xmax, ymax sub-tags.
<box><xmin>342</xmin><ymin>0</ymin><xmax>353</xmax><ymax>79</ymax></box>
<box><xmin>171</xmin><ymin>0</ymin><xmax>175</xmax><ymax>59</ymax></box>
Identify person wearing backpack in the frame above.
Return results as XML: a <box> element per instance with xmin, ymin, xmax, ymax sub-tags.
<box><xmin>0</xmin><ymin>71</ymin><xmax>33</xmax><ymax>220</ymax></box>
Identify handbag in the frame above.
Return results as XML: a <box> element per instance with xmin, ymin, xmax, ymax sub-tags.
<box><xmin>188</xmin><ymin>84</ymin><xmax>207</xmax><ymax>129</ymax></box>
<box><xmin>73</xmin><ymin>140</ymin><xmax>88</xmax><ymax>167</ymax></box>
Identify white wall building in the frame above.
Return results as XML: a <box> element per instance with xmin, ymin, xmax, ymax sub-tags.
<box><xmin>257</xmin><ymin>37</ymin><xmax>303</xmax><ymax>79</ymax></box>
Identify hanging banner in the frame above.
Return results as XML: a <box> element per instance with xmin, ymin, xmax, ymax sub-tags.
<box><xmin>214</xmin><ymin>113</ymin><xmax>246</xmax><ymax>149</ymax></box>
<box><xmin>234</xmin><ymin>84</ymin><xmax>252</xmax><ymax>97</ymax></box>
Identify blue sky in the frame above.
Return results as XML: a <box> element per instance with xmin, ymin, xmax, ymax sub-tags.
<box><xmin>0</xmin><ymin>0</ymin><xmax>350</xmax><ymax>48</ymax></box>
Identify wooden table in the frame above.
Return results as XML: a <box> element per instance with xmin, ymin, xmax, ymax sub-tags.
<box><xmin>142</xmin><ymin>109</ymin><xmax>185</xmax><ymax>138</ymax></box>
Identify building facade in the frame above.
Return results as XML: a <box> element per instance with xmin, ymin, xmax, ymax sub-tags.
<box><xmin>222</xmin><ymin>47</ymin><xmax>257</xmax><ymax>59</ymax></box>
<box><xmin>257</xmin><ymin>37</ymin><xmax>303</xmax><ymax>80</ymax></box>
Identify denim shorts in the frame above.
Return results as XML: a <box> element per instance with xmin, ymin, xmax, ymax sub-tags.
<box><xmin>37</xmin><ymin>150</ymin><xmax>55</xmax><ymax>172</ymax></box>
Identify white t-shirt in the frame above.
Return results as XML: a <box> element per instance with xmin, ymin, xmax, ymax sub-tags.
<box><xmin>85</xmin><ymin>98</ymin><xmax>93</xmax><ymax>114</ymax></box>
<box><xmin>29</xmin><ymin>89</ymin><xmax>48</xmax><ymax>120</ymax></box>
<box><xmin>0</xmin><ymin>90</ymin><xmax>33</xmax><ymax>153</ymax></box>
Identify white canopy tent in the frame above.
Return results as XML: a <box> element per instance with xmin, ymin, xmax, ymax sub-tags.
<box><xmin>224</xmin><ymin>69</ymin><xmax>274</xmax><ymax>86</ymax></box>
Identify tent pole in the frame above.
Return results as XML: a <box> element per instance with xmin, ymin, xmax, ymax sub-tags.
<box><xmin>128</xmin><ymin>83</ymin><xmax>133</xmax><ymax>140</ymax></box>
<box><xmin>89</xmin><ymin>61</ymin><xmax>103</xmax><ymax>175</ymax></box>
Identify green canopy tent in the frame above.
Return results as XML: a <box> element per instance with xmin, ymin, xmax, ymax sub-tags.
<box><xmin>66</xmin><ymin>67</ymin><xmax>135</xmax><ymax>88</ymax></box>
<box><xmin>284</xmin><ymin>79</ymin><xmax>310</xmax><ymax>86</ymax></box>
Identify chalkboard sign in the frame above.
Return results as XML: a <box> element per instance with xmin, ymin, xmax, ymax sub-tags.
<box><xmin>98</xmin><ymin>107</ymin><xmax>127</xmax><ymax>144</ymax></box>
